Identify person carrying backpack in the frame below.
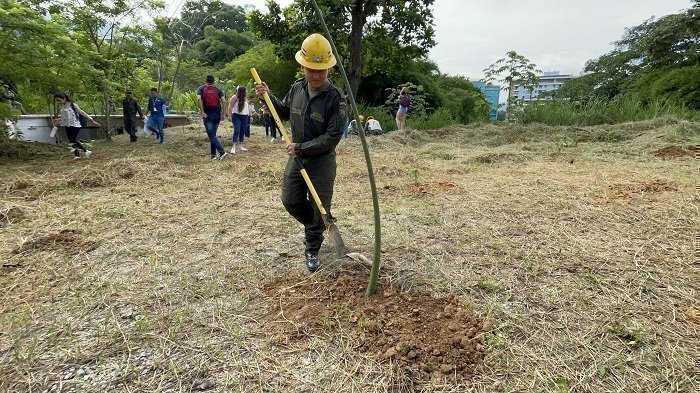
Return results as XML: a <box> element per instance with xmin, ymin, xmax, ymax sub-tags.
<box><xmin>396</xmin><ymin>87</ymin><xmax>412</xmax><ymax>131</ymax></box>
<box><xmin>197</xmin><ymin>75</ymin><xmax>228</xmax><ymax>160</ymax></box>
<box><xmin>52</xmin><ymin>93</ymin><xmax>100</xmax><ymax>159</ymax></box>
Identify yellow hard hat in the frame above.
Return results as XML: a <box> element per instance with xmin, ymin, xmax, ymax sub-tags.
<box><xmin>359</xmin><ymin>115</ymin><xmax>365</xmax><ymax>121</ymax></box>
<box><xmin>295</xmin><ymin>33</ymin><xmax>337</xmax><ymax>70</ymax></box>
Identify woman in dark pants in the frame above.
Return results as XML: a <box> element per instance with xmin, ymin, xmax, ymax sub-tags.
<box><xmin>52</xmin><ymin>93</ymin><xmax>100</xmax><ymax>159</ymax></box>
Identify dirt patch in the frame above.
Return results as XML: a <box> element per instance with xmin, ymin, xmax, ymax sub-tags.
<box><xmin>685</xmin><ymin>308</ymin><xmax>700</xmax><ymax>325</ymax></box>
<box><xmin>117</xmin><ymin>165</ymin><xmax>137</xmax><ymax>179</ymax></box>
<box><xmin>604</xmin><ymin>181</ymin><xmax>677</xmax><ymax>201</ymax></box>
<box><xmin>652</xmin><ymin>146</ymin><xmax>692</xmax><ymax>158</ymax></box>
<box><xmin>408</xmin><ymin>181</ymin><xmax>461</xmax><ymax>196</ymax></box>
<box><xmin>263</xmin><ymin>272</ymin><xmax>489</xmax><ymax>381</ymax></box>
<box><xmin>14</xmin><ymin>229</ymin><xmax>99</xmax><ymax>255</ymax></box>
<box><xmin>472</xmin><ymin>152</ymin><xmax>530</xmax><ymax>164</ymax></box>
<box><xmin>66</xmin><ymin>167</ymin><xmax>116</xmax><ymax>188</ymax></box>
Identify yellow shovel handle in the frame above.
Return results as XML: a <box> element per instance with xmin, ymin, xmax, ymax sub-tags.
<box><xmin>250</xmin><ymin>68</ymin><xmax>328</xmax><ymax>216</ymax></box>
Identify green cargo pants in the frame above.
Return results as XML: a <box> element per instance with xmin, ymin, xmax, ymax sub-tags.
<box><xmin>281</xmin><ymin>153</ymin><xmax>337</xmax><ymax>254</ymax></box>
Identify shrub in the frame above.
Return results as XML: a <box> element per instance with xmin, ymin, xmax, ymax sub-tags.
<box><xmin>521</xmin><ymin>95</ymin><xmax>699</xmax><ymax>126</ymax></box>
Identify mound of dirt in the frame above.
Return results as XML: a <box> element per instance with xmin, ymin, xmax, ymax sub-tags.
<box><xmin>409</xmin><ymin>181</ymin><xmax>461</xmax><ymax>196</ymax></box>
<box><xmin>263</xmin><ymin>272</ymin><xmax>489</xmax><ymax>381</ymax></box>
<box><xmin>604</xmin><ymin>181</ymin><xmax>677</xmax><ymax>201</ymax></box>
<box><xmin>14</xmin><ymin>229</ymin><xmax>99</xmax><ymax>255</ymax></box>
<box><xmin>685</xmin><ymin>307</ymin><xmax>700</xmax><ymax>325</ymax></box>
<box><xmin>652</xmin><ymin>146</ymin><xmax>692</xmax><ymax>158</ymax></box>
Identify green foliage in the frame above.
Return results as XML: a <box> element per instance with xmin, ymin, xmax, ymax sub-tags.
<box><xmin>631</xmin><ymin>66</ymin><xmax>700</xmax><ymax>110</ymax></box>
<box><xmin>384</xmin><ymin>82</ymin><xmax>430</xmax><ymax>115</ymax></box>
<box><xmin>194</xmin><ymin>26</ymin><xmax>256</xmax><ymax>67</ymax></box>
<box><xmin>521</xmin><ymin>95</ymin><xmax>699</xmax><ymax>126</ymax></box>
<box><xmin>434</xmin><ymin>74</ymin><xmax>490</xmax><ymax>123</ymax></box>
<box><xmin>359</xmin><ymin>57</ymin><xmax>442</xmax><ymax>108</ymax></box>
<box><xmin>0</xmin><ymin>0</ymin><xmax>99</xmax><ymax>111</ymax></box>
<box><xmin>607</xmin><ymin>321</ymin><xmax>647</xmax><ymax>348</ymax></box>
<box><xmin>223</xmin><ymin>41</ymin><xmax>298</xmax><ymax>96</ymax></box>
<box><xmin>483</xmin><ymin>51</ymin><xmax>540</xmax><ymax>115</ymax></box>
<box><xmin>250</xmin><ymin>0</ymin><xmax>436</xmax><ymax>95</ymax></box>
<box><xmin>564</xmin><ymin>3</ymin><xmax>700</xmax><ymax>109</ymax></box>
<box><xmin>171</xmin><ymin>91</ymin><xmax>199</xmax><ymax>113</ymax></box>
<box><xmin>170</xmin><ymin>0</ymin><xmax>249</xmax><ymax>45</ymax></box>
<box><xmin>406</xmin><ymin>107</ymin><xmax>457</xmax><ymax>130</ymax></box>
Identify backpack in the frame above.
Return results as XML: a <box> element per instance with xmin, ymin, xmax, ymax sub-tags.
<box><xmin>399</xmin><ymin>94</ymin><xmax>412</xmax><ymax>108</ymax></box>
<box><xmin>71</xmin><ymin>103</ymin><xmax>87</xmax><ymax>128</ymax></box>
<box><xmin>202</xmin><ymin>85</ymin><xmax>220</xmax><ymax>109</ymax></box>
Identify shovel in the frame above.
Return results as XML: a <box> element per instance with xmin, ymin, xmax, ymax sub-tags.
<box><xmin>250</xmin><ymin>68</ymin><xmax>346</xmax><ymax>257</ymax></box>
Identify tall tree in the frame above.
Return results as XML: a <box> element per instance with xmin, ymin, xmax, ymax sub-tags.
<box><xmin>483</xmin><ymin>51</ymin><xmax>540</xmax><ymax>117</ymax></box>
<box><xmin>171</xmin><ymin>0</ymin><xmax>249</xmax><ymax>45</ymax></box>
<box><xmin>249</xmin><ymin>0</ymin><xmax>436</xmax><ymax>96</ymax></box>
<box><xmin>0</xmin><ymin>0</ymin><xmax>97</xmax><ymax>113</ymax></box>
<box><xmin>62</xmin><ymin>0</ymin><xmax>163</xmax><ymax>140</ymax></box>
<box><xmin>194</xmin><ymin>25</ymin><xmax>255</xmax><ymax>67</ymax></box>
<box><xmin>559</xmin><ymin>2</ymin><xmax>700</xmax><ymax>107</ymax></box>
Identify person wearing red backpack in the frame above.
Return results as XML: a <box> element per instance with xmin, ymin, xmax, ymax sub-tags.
<box><xmin>197</xmin><ymin>75</ymin><xmax>228</xmax><ymax>160</ymax></box>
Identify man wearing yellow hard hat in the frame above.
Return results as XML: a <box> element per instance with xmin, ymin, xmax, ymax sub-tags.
<box><xmin>255</xmin><ymin>33</ymin><xmax>347</xmax><ymax>272</ymax></box>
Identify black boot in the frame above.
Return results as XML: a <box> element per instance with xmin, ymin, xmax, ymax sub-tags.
<box><xmin>305</xmin><ymin>252</ymin><xmax>320</xmax><ymax>272</ymax></box>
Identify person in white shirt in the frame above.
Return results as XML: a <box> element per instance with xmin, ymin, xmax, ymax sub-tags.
<box><xmin>364</xmin><ymin>115</ymin><xmax>383</xmax><ymax>135</ymax></box>
<box><xmin>228</xmin><ymin>86</ymin><xmax>250</xmax><ymax>153</ymax></box>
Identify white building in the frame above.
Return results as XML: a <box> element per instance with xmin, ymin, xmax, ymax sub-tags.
<box><xmin>511</xmin><ymin>71</ymin><xmax>573</xmax><ymax>102</ymax></box>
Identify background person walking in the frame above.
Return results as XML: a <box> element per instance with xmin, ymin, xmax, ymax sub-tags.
<box><xmin>52</xmin><ymin>93</ymin><xmax>100</xmax><ymax>159</ymax></box>
<box><xmin>228</xmin><ymin>86</ymin><xmax>250</xmax><ymax>154</ymax></box>
<box><xmin>145</xmin><ymin>88</ymin><xmax>166</xmax><ymax>144</ymax></box>
<box><xmin>197</xmin><ymin>75</ymin><xmax>228</xmax><ymax>160</ymax></box>
<box><xmin>122</xmin><ymin>90</ymin><xmax>143</xmax><ymax>142</ymax></box>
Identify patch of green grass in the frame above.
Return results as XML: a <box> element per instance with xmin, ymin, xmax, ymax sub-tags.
<box><xmin>607</xmin><ymin>321</ymin><xmax>647</xmax><ymax>348</ymax></box>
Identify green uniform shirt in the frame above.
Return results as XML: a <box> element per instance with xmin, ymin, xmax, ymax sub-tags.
<box><xmin>122</xmin><ymin>97</ymin><xmax>143</xmax><ymax>118</ymax></box>
<box><xmin>269</xmin><ymin>78</ymin><xmax>346</xmax><ymax>158</ymax></box>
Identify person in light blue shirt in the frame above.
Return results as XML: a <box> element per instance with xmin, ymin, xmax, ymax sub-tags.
<box><xmin>145</xmin><ymin>87</ymin><xmax>166</xmax><ymax>144</ymax></box>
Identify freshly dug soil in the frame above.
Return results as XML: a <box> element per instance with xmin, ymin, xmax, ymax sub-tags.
<box><xmin>604</xmin><ymin>180</ymin><xmax>677</xmax><ymax>201</ymax></box>
<box><xmin>408</xmin><ymin>181</ymin><xmax>460</xmax><ymax>196</ymax></box>
<box><xmin>13</xmin><ymin>229</ymin><xmax>99</xmax><ymax>255</ymax></box>
<box><xmin>263</xmin><ymin>272</ymin><xmax>489</xmax><ymax>381</ymax></box>
<box><xmin>652</xmin><ymin>145</ymin><xmax>693</xmax><ymax>158</ymax></box>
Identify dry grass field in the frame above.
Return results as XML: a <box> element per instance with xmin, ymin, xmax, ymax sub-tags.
<box><xmin>1</xmin><ymin>118</ymin><xmax>698</xmax><ymax>392</ymax></box>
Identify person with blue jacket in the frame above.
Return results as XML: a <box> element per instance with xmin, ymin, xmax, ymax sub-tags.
<box><xmin>145</xmin><ymin>87</ymin><xmax>167</xmax><ymax>144</ymax></box>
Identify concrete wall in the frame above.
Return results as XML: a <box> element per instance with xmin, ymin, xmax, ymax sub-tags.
<box><xmin>12</xmin><ymin>115</ymin><xmax>191</xmax><ymax>144</ymax></box>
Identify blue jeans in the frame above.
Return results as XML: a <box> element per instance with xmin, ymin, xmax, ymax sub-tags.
<box><xmin>204</xmin><ymin>117</ymin><xmax>225</xmax><ymax>157</ymax></box>
<box><xmin>147</xmin><ymin>116</ymin><xmax>164</xmax><ymax>143</ymax></box>
<box><xmin>232</xmin><ymin>113</ymin><xmax>249</xmax><ymax>144</ymax></box>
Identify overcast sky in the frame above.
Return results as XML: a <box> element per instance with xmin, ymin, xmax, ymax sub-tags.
<box><xmin>167</xmin><ymin>0</ymin><xmax>693</xmax><ymax>80</ymax></box>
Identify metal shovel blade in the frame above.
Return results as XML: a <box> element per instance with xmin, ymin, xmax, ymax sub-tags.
<box><xmin>324</xmin><ymin>216</ymin><xmax>346</xmax><ymax>257</ymax></box>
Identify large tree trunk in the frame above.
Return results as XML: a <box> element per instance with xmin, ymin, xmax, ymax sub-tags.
<box><xmin>348</xmin><ymin>0</ymin><xmax>366</xmax><ymax>97</ymax></box>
